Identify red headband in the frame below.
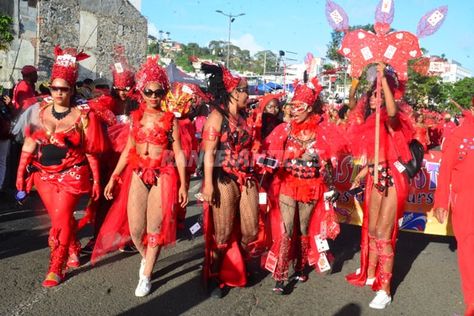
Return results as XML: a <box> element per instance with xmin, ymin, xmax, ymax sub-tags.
<box><xmin>221</xmin><ymin>65</ymin><xmax>241</xmax><ymax>92</ymax></box>
<box><xmin>50</xmin><ymin>46</ymin><xmax>89</xmax><ymax>87</ymax></box>
<box><xmin>291</xmin><ymin>77</ymin><xmax>323</xmax><ymax>106</ymax></box>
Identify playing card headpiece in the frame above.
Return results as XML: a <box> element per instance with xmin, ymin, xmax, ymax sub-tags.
<box><xmin>111</xmin><ymin>45</ymin><xmax>135</xmax><ymax>89</ymax></box>
<box><xmin>51</xmin><ymin>46</ymin><xmax>89</xmax><ymax>87</ymax></box>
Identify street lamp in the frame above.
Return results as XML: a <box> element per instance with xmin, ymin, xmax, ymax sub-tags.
<box><xmin>216</xmin><ymin>10</ymin><xmax>245</xmax><ymax>68</ymax></box>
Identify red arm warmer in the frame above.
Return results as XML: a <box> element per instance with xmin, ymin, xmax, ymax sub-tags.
<box><xmin>16</xmin><ymin>151</ymin><xmax>33</xmax><ymax>191</ymax></box>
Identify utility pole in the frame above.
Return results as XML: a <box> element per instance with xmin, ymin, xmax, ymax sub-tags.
<box><xmin>216</xmin><ymin>10</ymin><xmax>245</xmax><ymax>68</ymax></box>
<box><xmin>263</xmin><ymin>51</ymin><xmax>267</xmax><ymax>76</ymax></box>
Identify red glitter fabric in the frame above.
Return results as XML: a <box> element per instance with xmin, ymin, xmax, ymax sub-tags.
<box><xmin>221</xmin><ymin>65</ymin><xmax>241</xmax><ymax>92</ymax></box>
<box><xmin>135</xmin><ymin>56</ymin><xmax>170</xmax><ymax>92</ymax></box>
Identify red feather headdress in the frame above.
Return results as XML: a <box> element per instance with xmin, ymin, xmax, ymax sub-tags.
<box><xmin>135</xmin><ymin>56</ymin><xmax>169</xmax><ymax>92</ymax></box>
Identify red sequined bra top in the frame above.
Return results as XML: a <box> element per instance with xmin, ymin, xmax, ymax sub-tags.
<box><xmin>130</xmin><ymin>110</ymin><xmax>175</xmax><ymax>146</ymax></box>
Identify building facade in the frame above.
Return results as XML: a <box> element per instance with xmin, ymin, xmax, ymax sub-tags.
<box><xmin>0</xmin><ymin>0</ymin><xmax>147</xmax><ymax>88</ymax></box>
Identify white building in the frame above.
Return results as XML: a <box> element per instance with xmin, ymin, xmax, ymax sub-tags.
<box><xmin>440</xmin><ymin>59</ymin><xmax>472</xmax><ymax>83</ymax></box>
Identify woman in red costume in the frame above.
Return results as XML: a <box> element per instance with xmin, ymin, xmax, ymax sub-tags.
<box><xmin>96</xmin><ymin>57</ymin><xmax>188</xmax><ymax>297</ymax></box>
<box><xmin>200</xmin><ymin>63</ymin><xmax>260</xmax><ymax>298</ymax></box>
<box><xmin>15</xmin><ymin>46</ymin><xmax>105</xmax><ymax>287</ymax></box>
<box><xmin>434</xmin><ymin>106</ymin><xmax>474</xmax><ymax>316</ymax></box>
<box><xmin>345</xmin><ymin>63</ymin><xmax>414</xmax><ymax>309</ymax></box>
<box><xmin>80</xmin><ymin>51</ymin><xmax>138</xmax><ymax>253</ymax></box>
<box><xmin>413</xmin><ymin>112</ymin><xmax>430</xmax><ymax>152</ymax></box>
<box><xmin>263</xmin><ymin>78</ymin><xmax>340</xmax><ymax>294</ymax></box>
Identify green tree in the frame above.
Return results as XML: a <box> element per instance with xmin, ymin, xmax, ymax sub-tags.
<box><xmin>450</xmin><ymin>77</ymin><xmax>474</xmax><ymax>110</ymax></box>
<box><xmin>0</xmin><ymin>14</ymin><xmax>14</xmax><ymax>51</ymax></box>
<box><xmin>405</xmin><ymin>64</ymin><xmax>452</xmax><ymax>110</ymax></box>
<box><xmin>253</xmin><ymin>50</ymin><xmax>278</xmax><ymax>75</ymax></box>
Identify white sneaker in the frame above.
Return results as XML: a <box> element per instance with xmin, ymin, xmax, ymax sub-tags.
<box><xmin>369</xmin><ymin>290</ymin><xmax>392</xmax><ymax>309</ymax></box>
<box><xmin>355</xmin><ymin>268</ymin><xmax>375</xmax><ymax>286</ymax></box>
<box><xmin>365</xmin><ymin>277</ymin><xmax>375</xmax><ymax>286</ymax></box>
<box><xmin>134</xmin><ymin>276</ymin><xmax>151</xmax><ymax>297</ymax></box>
<box><xmin>139</xmin><ymin>258</ymin><xmax>146</xmax><ymax>278</ymax></box>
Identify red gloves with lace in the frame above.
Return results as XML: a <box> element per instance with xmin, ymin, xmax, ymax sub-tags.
<box><xmin>16</xmin><ymin>151</ymin><xmax>33</xmax><ymax>192</ymax></box>
<box><xmin>86</xmin><ymin>154</ymin><xmax>100</xmax><ymax>201</ymax></box>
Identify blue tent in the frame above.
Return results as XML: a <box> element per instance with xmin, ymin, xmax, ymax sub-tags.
<box><xmin>166</xmin><ymin>62</ymin><xmax>205</xmax><ymax>86</ymax></box>
<box><xmin>256</xmin><ymin>82</ymin><xmax>283</xmax><ymax>93</ymax></box>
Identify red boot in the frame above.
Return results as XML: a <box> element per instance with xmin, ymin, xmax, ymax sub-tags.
<box><xmin>42</xmin><ymin>244</ymin><xmax>68</xmax><ymax>287</ymax></box>
<box><xmin>272</xmin><ymin>235</ymin><xmax>291</xmax><ymax>294</ymax></box>
<box><xmin>294</xmin><ymin>235</ymin><xmax>310</xmax><ymax>282</ymax></box>
<box><xmin>67</xmin><ymin>240</ymin><xmax>81</xmax><ymax>268</ymax></box>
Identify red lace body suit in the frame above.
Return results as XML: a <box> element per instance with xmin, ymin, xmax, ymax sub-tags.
<box><xmin>264</xmin><ymin>114</ymin><xmax>340</xmax><ymax>281</ymax></box>
<box><xmin>92</xmin><ymin>109</ymin><xmax>178</xmax><ymax>263</ymax></box>
<box><xmin>203</xmin><ymin>111</ymin><xmax>261</xmax><ymax>288</ymax></box>
<box><xmin>346</xmin><ymin>108</ymin><xmax>414</xmax><ymax>291</ymax></box>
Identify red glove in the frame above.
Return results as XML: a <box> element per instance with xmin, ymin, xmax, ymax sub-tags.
<box><xmin>86</xmin><ymin>154</ymin><xmax>100</xmax><ymax>201</ymax></box>
<box><xmin>16</xmin><ymin>151</ymin><xmax>33</xmax><ymax>192</ymax></box>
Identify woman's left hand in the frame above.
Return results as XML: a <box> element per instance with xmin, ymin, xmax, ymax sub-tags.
<box><xmin>178</xmin><ymin>185</ymin><xmax>188</xmax><ymax>208</ymax></box>
<box><xmin>92</xmin><ymin>182</ymin><xmax>101</xmax><ymax>201</ymax></box>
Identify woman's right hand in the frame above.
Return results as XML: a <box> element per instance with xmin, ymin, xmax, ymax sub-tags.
<box><xmin>201</xmin><ymin>184</ymin><xmax>214</xmax><ymax>204</ymax></box>
<box><xmin>104</xmin><ymin>179</ymin><xmax>115</xmax><ymax>200</ymax></box>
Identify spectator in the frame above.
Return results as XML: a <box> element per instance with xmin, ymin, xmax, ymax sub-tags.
<box><xmin>12</xmin><ymin>65</ymin><xmax>38</xmax><ymax>117</ymax></box>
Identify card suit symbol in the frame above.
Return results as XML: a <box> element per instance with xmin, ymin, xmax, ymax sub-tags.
<box><xmin>358</xmin><ymin>32</ymin><xmax>366</xmax><ymax>39</ymax></box>
<box><xmin>409</xmin><ymin>50</ymin><xmax>418</xmax><ymax>57</ymax></box>
<box><xmin>342</xmin><ymin>48</ymin><xmax>351</xmax><ymax>55</ymax></box>
<box><xmin>396</xmin><ymin>33</ymin><xmax>404</xmax><ymax>39</ymax></box>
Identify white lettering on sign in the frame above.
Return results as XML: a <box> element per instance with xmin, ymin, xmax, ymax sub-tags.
<box><xmin>361</xmin><ymin>47</ymin><xmax>373</xmax><ymax>61</ymax></box>
<box><xmin>427</xmin><ymin>10</ymin><xmax>444</xmax><ymax>27</ymax></box>
<box><xmin>330</xmin><ymin>10</ymin><xmax>343</xmax><ymax>24</ymax></box>
<box><xmin>384</xmin><ymin>45</ymin><xmax>397</xmax><ymax>59</ymax></box>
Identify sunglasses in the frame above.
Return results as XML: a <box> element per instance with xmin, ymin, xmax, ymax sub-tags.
<box><xmin>143</xmin><ymin>88</ymin><xmax>166</xmax><ymax>98</ymax></box>
<box><xmin>50</xmin><ymin>86</ymin><xmax>71</xmax><ymax>93</ymax></box>
<box><xmin>236</xmin><ymin>86</ymin><xmax>249</xmax><ymax>94</ymax></box>
<box><xmin>114</xmin><ymin>86</ymin><xmax>131</xmax><ymax>92</ymax></box>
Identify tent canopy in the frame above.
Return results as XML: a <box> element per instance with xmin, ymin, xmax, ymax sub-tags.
<box><xmin>256</xmin><ymin>81</ymin><xmax>283</xmax><ymax>93</ymax></box>
<box><xmin>166</xmin><ymin>62</ymin><xmax>205</xmax><ymax>86</ymax></box>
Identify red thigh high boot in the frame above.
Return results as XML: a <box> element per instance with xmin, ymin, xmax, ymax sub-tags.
<box><xmin>375</xmin><ymin>238</ymin><xmax>394</xmax><ymax>291</ymax></box>
<box><xmin>294</xmin><ymin>235</ymin><xmax>310</xmax><ymax>282</ymax></box>
<box><xmin>67</xmin><ymin>220</ymin><xmax>81</xmax><ymax>268</ymax></box>
<box><xmin>42</xmin><ymin>228</ymin><xmax>68</xmax><ymax>287</ymax></box>
<box><xmin>273</xmin><ymin>235</ymin><xmax>291</xmax><ymax>280</ymax></box>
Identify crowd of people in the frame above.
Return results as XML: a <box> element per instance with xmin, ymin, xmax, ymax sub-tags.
<box><xmin>0</xmin><ymin>46</ymin><xmax>473</xmax><ymax>315</ymax></box>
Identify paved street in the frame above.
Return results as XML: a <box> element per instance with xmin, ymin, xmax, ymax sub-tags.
<box><xmin>0</xmin><ymin>179</ymin><xmax>465</xmax><ymax>316</ymax></box>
